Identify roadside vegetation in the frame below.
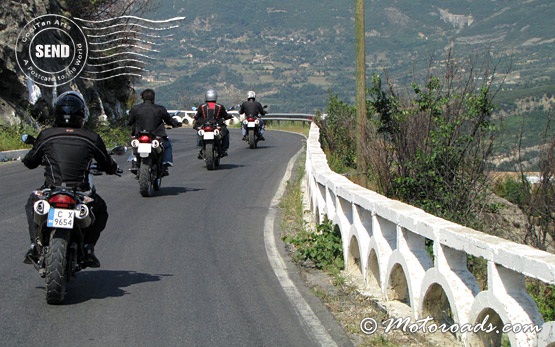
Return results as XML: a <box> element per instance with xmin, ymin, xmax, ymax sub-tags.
<box><xmin>315</xmin><ymin>54</ymin><xmax>555</xmax><ymax>327</ymax></box>
<box><xmin>278</xmin><ymin>150</ymin><xmax>439</xmax><ymax>346</ymax></box>
<box><xmin>0</xmin><ymin>117</ymin><xmax>131</xmax><ymax>152</ymax></box>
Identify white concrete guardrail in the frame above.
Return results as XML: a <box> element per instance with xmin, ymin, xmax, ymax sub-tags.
<box><xmin>305</xmin><ymin>122</ymin><xmax>555</xmax><ymax>347</ymax></box>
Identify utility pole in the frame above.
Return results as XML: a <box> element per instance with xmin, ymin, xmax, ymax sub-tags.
<box><xmin>355</xmin><ymin>0</ymin><xmax>366</xmax><ymax>177</ymax></box>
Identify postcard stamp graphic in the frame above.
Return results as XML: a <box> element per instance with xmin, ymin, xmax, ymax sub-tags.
<box><xmin>16</xmin><ymin>14</ymin><xmax>88</xmax><ymax>87</ymax></box>
<box><xmin>16</xmin><ymin>14</ymin><xmax>185</xmax><ymax>87</ymax></box>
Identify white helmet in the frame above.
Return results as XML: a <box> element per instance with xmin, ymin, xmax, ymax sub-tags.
<box><xmin>247</xmin><ymin>91</ymin><xmax>256</xmax><ymax>99</ymax></box>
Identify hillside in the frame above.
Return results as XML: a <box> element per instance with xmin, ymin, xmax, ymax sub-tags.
<box><xmin>138</xmin><ymin>0</ymin><xmax>554</xmax><ymax>119</ymax></box>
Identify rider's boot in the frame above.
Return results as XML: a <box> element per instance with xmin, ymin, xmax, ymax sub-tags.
<box><xmin>162</xmin><ymin>162</ymin><xmax>172</xmax><ymax>177</ymax></box>
<box><xmin>83</xmin><ymin>244</ymin><xmax>100</xmax><ymax>268</ymax></box>
<box><xmin>23</xmin><ymin>243</ymin><xmax>39</xmax><ymax>264</ymax></box>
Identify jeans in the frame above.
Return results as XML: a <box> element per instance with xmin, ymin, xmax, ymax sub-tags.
<box><xmin>162</xmin><ymin>139</ymin><xmax>173</xmax><ymax>165</ymax></box>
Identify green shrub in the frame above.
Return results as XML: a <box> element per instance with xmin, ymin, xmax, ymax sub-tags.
<box><xmin>0</xmin><ymin>123</ymin><xmax>39</xmax><ymax>151</ymax></box>
<box><xmin>315</xmin><ymin>94</ymin><xmax>356</xmax><ymax>173</ymax></box>
<box><xmin>528</xmin><ymin>281</ymin><xmax>555</xmax><ymax>321</ymax></box>
<box><xmin>284</xmin><ymin>220</ymin><xmax>345</xmax><ymax>271</ymax></box>
<box><xmin>492</xmin><ymin>176</ymin><xmax>530</xmax><ymax>207</ymax></box>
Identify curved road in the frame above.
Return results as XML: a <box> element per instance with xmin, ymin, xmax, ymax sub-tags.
<box><xmin>0</xmin><ymin>128</ymin><xmax>352</xmax><ymax>347</ymax></box>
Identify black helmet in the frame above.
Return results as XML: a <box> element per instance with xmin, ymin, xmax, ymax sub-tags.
<box><xmin>141</xmin><ymin>89</ymin><xmax>155</xmax><ymax>102</ymax></box>
<box><xmin>54</xmin><ymin>91</ymin><xmax>87</xmax><ymax>128</ymax></box>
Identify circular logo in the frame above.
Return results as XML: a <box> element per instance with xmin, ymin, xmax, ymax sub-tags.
<box><xmin>16</xmin><ymin>14</ymin><xmax>88</xmax><ymax>87</ymax></box>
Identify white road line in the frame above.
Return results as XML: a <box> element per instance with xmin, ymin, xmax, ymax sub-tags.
<box><xmin>264</xmin><ymin>145</ymin><xmax>338</xmax><ymax>346</ymax></box>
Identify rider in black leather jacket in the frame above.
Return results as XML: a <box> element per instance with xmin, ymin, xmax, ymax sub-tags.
<box><xmin>22</xmin><ymin>91</ymin><xmax>119</xmax><ymax>267</ymax></box>
<box><xmin>239</xmin><ymin>90</ymin><xmax>266</xmax><ymax>141</ymax></box>
<box><xmin>128</xmin><ymin>89</ymin><xmax>180</xmax><ymax>175</ymax></box>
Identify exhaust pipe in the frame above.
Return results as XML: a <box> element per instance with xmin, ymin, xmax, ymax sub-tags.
<box><xmin>33</xmin><ymin>200</ymin><xmax>50</xmax><ymax>224</ymax></box>
<box><xmin>74</xmin><ymin>204</ymin><xmax>92</xmax><ymax>228</ymax></box>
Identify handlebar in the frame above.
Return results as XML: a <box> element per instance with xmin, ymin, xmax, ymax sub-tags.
<box><xmin>90</xmin><ymin>163</ymin><xmax>123</xmax><ymax>177</ymax></box>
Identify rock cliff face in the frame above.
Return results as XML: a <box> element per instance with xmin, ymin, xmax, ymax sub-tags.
<box><xmin>0</xmin><ymin>0</ymin><xmax>132</xmax><ymax>126</ymax></box>
<box><xmin>0</xmin><ymin>0</ymin><xmax>52</xmax><ymax>125</ymax></box>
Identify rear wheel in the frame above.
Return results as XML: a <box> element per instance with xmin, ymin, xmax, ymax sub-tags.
<box><xmin>45</xmin><ymin>230</ymin><xmax>69</xmax><ymax>304</ymax></box>
<box><xmin>139</xmin><ymin>162</ymin><xmax>153</xmax><ymax>197</ymax></box>
<box><xmin>205</xmin><ymin>142</ymin><xmax>216</xmax><ymax>170</ymax></box>
<box><xmin>248</xmin><ymin>131</ymin><xmax>256</xmax><ymax>149</ymax></box>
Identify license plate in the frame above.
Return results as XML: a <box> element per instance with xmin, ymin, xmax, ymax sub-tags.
<box><xmin>247</xmin><ymin>122</ymin><xmax>255</xmax><ymax>128</ymax></box>
<box><xmin>47</xmin><ymin>208</ymin><xmax>74</xmax><ymax>229</ymax></box>
<box><xmin>204</xmin><ymin>132</ymin><xmax>214</xmax><ymax>140</ymax></box>
<box><xmin>138</xmin><ymin>143</ymin><xmax>152</xmax><ymax>154</ymax></box>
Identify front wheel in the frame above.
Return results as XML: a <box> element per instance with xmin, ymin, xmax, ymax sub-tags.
<box><xmin>45</xmin><ymin>230</ymin><xmax>69</xmax><ymax>304</ymax></box>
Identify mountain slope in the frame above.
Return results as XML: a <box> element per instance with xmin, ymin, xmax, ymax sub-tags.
<box><xmin>140</xmin><ymin>0</ymin><xmax>554</xmax><ymax>115</ymax></box>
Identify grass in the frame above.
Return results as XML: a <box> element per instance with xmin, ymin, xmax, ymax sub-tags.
<box><xmin>0</xmin><ymin>122</ymin><xmax>131</xmax><ymax>152</ymax></box>
<box><xmin>265</xmin><ymin>120</ymin><xmax>310</xmax><ymax>136</ymax></box>
<box><xmin>0</xmin><ymin>123</ymin><xmax>37</xmax><ymax>151</ymax></box>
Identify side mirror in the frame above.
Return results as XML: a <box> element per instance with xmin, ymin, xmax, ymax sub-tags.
<box><xmin>110</xmin><ymin>146</ymin><xmax>128</xmax><ymax>156</ymax></box>
<box><xmin>21</xmin><ymin>134</ymin><xmax>36</xmax><ymax>145</ymax></box>
<box><xmin>263</xmin><ymin>105</ymin><xmax>268</xmax><ymax>108</ymax></box>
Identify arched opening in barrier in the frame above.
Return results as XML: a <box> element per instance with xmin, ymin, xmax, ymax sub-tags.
<box><xmin>366</xmin><ymin>248</ymin><xmax>381</xmax><ymax>291</ymax></box>
<box><xmin>388</xmin><ymin>263</ymin><xmax>410</xmax><ymax>305</ymax></box>
<box><xmin>422</xmin><ymin>283</ymin><xmax>454</xmax><ymax>328</ymax></box>
<box><xmin>347</xmin><ymin>236</ymin><xmax>363</xmax><ymax>283</ymax></box>
<box><xmin>469</xmin><ymin>308</ymin><xmax>509</xmax><ymax>347</ymax></box>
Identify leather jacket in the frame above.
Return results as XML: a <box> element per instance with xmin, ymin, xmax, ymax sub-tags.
<box><xmin>193</xmin><ymin>102</ymin><xmax>232</xmax><ymax>129</ymax></box>
<box><xmin>239</xmin><ymin>100</ymin><xmax>266</xmax><ymax>117</ymax></box>
<box><xmin>22</xmin><ymin>127</ymin><xmax>118</xmax><ymax>190</ymax></box>
<box><xmin>128</xmin><ymin>100</ymin><xmax>179</xmax><ymax>138</ymax></box>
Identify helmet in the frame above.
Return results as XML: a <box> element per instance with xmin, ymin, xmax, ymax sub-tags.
<box><xmin>141</xmin><ymin>89</ymin><xmax>155</xmax><ymax>102</ymax></box>
<box><xmin>205</xmin><ymin>89</ymin><xmax>217</xmax><ymax>102</ymax></box>
<box><xmin>54</xmin><ymin>91</ymin><xmax>88</xmax><ymax>128</ymax></box>
<box><xmin>247</xmin><ymin>90</ymin><xmax>256</xmax><ymax>99</ymax></box>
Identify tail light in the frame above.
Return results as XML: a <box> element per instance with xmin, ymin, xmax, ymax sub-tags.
<box><xmin>247</xmin><ymin>117</ymin><xmax>255</xmax><ymax>122</ymax></box>
<box><xmin>204</xmin><ymin>125</ymin><xmax>214</xmax><ymax>132</ymax></box>
<box><xmin>49</xmin><ymin>194</ymin><xmax>76</xmax><ymax>209</ymax></box>
<box><xmin>138</xmin><ymin>135</ymin><xmax>151</xmax><ymax>143</ymax></box>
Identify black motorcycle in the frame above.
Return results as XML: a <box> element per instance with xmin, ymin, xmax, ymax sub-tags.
<box><xmin>242</xmin><ymin>105</ymin><xmax>267</xmax><ymax>149</ymax></box>
<box><xmin>21</xmin><ymin>134</ymin><xmax>126</xmax><ymax>304</ymax></box>
<box><xmin>130</xmin><ymin>130</ymin><xmax>165</xmax><ymax>197</ymax></box>
<box><xmin>197</xmin><ymin>120</ymin><xmax>223</xmax><ymax>170</ymax></box>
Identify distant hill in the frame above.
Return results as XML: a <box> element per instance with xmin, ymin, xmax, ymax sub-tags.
<box><xmin>138</xmin><ymin>0</ymin><xmax>554</xmax><ymax>119</ymax></box>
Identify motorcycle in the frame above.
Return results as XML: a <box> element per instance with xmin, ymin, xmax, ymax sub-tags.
<box><xmin>21</xmin><ymin>134</ymin><xmax>126</xmax><ymax>304</ymax></box>
<box><xmin>242</xmin><ymin>105</ymin><xmax>267</xmax><ymax>149</ymax></box>
<box><xmin>130</xmin><ymin>130</ymin><xmax>165</xmax><ymax>197</ymax></box>
<box><xmin>197</xmin><ymin>120</ymin><xmax>223</xmax><ymax>170</ymax></box>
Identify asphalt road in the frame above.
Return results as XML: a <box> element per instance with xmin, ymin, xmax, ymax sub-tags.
<box><xmin>0</xmin><ymin>128</ymin><xmax>352</xmax><ymax>347</ymax></box>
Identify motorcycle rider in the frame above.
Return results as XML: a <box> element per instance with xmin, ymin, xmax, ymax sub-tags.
<box><xmin>128</xmin><ymin>88</ymin><xmax>181</xmax><ymax>176</ymax></box>
<box><xmin>22</xmin><ymin>90</ymin><xmax>121</xmax><ymax>268</ymax></box>
<box><xmin>193</xmin><ymin>89</ymin><xmax>233</xmax><ymax>159</ymax></box>
<box><xmin>239</xmin><ymin>90</ymin><xmax>266</xmax><ymax>141</ymax></box>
